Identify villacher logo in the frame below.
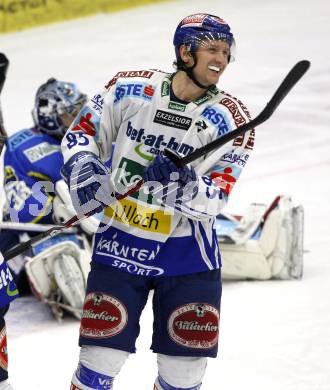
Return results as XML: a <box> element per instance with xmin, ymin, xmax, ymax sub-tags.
<box><xmin>168</xmin><ymin>303</ymin><xmax>219</xmax><ymax>349</ymax></box>
<box><xmin>80</xmin><ymin>292</ymin><xmax>128</xmax><ymax>339</ymax></box>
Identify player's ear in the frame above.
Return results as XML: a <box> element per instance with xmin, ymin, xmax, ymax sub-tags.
<box><xmin>179</xmin><ymin>45</ymin><xmax>193</xmax><ymax>65</ymax></box>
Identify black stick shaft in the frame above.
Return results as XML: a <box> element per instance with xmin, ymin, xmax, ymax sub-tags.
<box><xmin>0</xmin><ymin>52</ymin><xmax>9</xmax><ymax>138</ymax></box>
<box><xmin>165</xmin><ymin>60</ymin><xmax>310</xmax><ymax>167</ymax></box>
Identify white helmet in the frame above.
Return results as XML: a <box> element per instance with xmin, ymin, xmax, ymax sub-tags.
<box><xmin>32</xmin><ymin>78</ymin><xmax>87</xmax><ymax>138</ymax></box>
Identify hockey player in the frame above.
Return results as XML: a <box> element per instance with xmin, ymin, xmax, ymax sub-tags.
<box><xmin>0</xmin><ymin>78</ymin><xmax>88</xmax><ymax>389</ymax></box>
<box><xmin>2</xmin><ymin>77</ymin><xmax>87</xmax><ymax>225</ymax></box>
<box><xmin>61</xmin><ymin>13</ymin><xmax>255</xmax><ymax>389</ymax></box>
<box><xmin>1</xmin><ymin>78</ymin><xmax>88</xmax><ymax>289</ymax></box>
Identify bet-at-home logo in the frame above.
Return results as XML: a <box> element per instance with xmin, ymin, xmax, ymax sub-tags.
<box><xmin>114</xmin><ymin>157</ymin><xmax>154</xmax><ymax>204</ymax></box>
<box><xmin>126</xmin><ymin>121</ymin><xmax>194</xmax><ymax>158</ymax></box>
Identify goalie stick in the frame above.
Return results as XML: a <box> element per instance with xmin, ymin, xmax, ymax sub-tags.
<box><xmin>3</xmin><ymin>60</ymin><xmax>311</xmax><ymax>262</ymax></box>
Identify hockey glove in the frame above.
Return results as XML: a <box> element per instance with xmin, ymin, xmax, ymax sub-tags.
<box><xmin>53</xmin><ymin>180</ymin><xmax>101</xmax><ymax>235</ymax></box>
<box><xmin>61</xmin><ymin>151</ymin><xmax>116</xmax><ymax>217</ymax></box>
<box><xmin>143</xmin><ymin>153</ymin><xmax>198</xmax><ymax>207</ymax></box>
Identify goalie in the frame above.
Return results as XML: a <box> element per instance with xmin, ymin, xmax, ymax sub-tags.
<box><xmin>0</xmin><ymin>78</ymin><xmax>97</xmax><ymax>320</ymax></box>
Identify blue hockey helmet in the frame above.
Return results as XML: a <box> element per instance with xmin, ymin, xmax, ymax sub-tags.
<box><xmin>32</xmin><ymin>78</ymin><xmax>87</xmax><ymax>138</ymax></box>
<box><xmin>173</xmin><ymin>13</ymin><xmax>236</xmax><ymax>63</ymax></box>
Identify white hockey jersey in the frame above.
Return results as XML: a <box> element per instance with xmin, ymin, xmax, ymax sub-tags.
<box><xmin>61</xmin><ymin>69</ymin><xmax>255</xmax><ymax>277</ymax></box>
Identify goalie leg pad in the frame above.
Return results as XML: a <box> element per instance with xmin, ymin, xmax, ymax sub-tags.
<box><xmin>260</xmin><ymin>196</ymin><xmax>304</xmax><ymax>280</ymax></box>
<box><xmin>289</xmin><ymin>205</ymin><xmax>304</xmax><ymax>279</ymax></box>
<box><xmin>219</xmin><ymin>195</ymin><xmax>304</xmax><ymax>280</ymax></box>
<box><xmin>53</xmin><ymin>252</ymin><xmax>85</xmax><ymax>310</ymax></box>
<box><xmin>0</xmin><ymin>381</ymin><xmax>14</xmax><ymax>390</ymax></box>
<box><xmin>155</xmin><ymin>354</ymin><xmax>206</xmax><ymax>389</ymax></box>
<box><xmin>220</xmin><ymin>242</ymin><xmax>272</xmax><ymax>280</ymax></box>
<box><xmin>24</xmin><ymin>237</ymin><xmax>91</xmax><ymax>318</ymax></box>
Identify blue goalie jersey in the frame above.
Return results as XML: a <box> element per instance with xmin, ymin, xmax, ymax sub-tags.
<box><xmin>3</xmin><ymin>128</ymin><xmax>63</xmax><ymax>224</ymax></box>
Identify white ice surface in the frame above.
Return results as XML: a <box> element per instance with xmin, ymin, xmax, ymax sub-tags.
<box><xmin>1</xmin><ymin>0</ymin><xmax>330</xmax><ymax>389</ymax></box>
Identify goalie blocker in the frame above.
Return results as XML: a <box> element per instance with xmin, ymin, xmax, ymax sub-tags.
<box><xmin>217</xmin><ymin>195</ymin><xmax>304</xmax><ymax>280</ymax></box>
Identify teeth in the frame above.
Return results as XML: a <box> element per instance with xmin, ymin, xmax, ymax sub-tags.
<box><xmin>208</xmin><ymin>65</ymin><xmax>220</xmax><ymax>72</ymax></box>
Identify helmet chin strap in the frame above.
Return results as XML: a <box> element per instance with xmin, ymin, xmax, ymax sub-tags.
<box><xmin>178</xmin><ymin>53</ymin><xmax>213</xmax><ymax>90</ymax></box>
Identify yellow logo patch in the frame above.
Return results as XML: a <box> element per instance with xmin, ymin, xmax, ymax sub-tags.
<box><xmin>105</xmin><ymin>198</ymin><xmax>171</xmax><ymax>235</ymax></box>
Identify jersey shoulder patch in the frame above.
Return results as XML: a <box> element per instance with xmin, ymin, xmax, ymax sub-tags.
<box><xmin>105</xmin><ymin>69</ymin><xmax>166</xmax><ymax>89</ymax></box>
<box><xmin>219</xmin><ymin>91</ymin><xmax>251</xmax><ymax>122</ymax></box>
<box><xmin>218</xmin><ymin>91</ymin><xmax>255</xmax><ymax>149</ymax></box>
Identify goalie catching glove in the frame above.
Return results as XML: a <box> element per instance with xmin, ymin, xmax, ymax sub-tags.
<box><xmin>61</xmin><ymin>151</ymin><xmax>116</xmax><ymax>217</ymax></box>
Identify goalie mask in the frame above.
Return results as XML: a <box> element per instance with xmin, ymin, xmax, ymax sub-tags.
<box><xmin>32</xmin><ymin>78</ymin><xmax>87</xmax><ymax>138</ymax></box>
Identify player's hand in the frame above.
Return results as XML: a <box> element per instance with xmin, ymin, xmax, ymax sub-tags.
<box><xmin>143</xmin><ymin>153</ymin><xmax>196</xmax><ymax>185</ymax></box>
<box><xmin>143</xmin><ymin>153</ymin><xmax>198</xmax><ymax>205</ymax></box>
<box><xmin>61</xmin><ymin>151</ymin><xmax>116</xmax><ymax>217</ymax></box>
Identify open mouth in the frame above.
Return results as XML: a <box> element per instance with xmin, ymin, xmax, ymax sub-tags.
<box><xmin>208</xmin><ymin>65</ymin><xmax>221</xmax><ymax>73</ymax></box>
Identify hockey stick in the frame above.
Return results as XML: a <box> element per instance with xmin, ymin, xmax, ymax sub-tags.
<box><xmin>3</xmin><ymin>60</ymin><xmax>310</xmax><ymax>261</ymax></box>
<box><xmin>0</xmin><ymin>53</ymin><xmax>9</xmax><ymax>154</ymax></box>
<box><xmin>0</xmin><ymin>53</ymin><xmax>9</xmax><ymax>96</ymax></box>
<box><xmin>0</xmin><ymin>53</ymin><xmax>9</xmax><ymax>136</ymax></box>
<box><xmin>0</xmin><ymin>221</ymin><xmax>77</xmax><ymax>233</ymax></box>
<box><xmin>164</xmin><ymin>60</ymin><xmax>311</xmax><ymax>166</ymax></box>
<box><xmin>2</xmin><ymin>196</ymin><xmax>135</xmax><ymax>261</ymax></box>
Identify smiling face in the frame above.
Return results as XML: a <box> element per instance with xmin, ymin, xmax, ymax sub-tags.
<box><xmin>194</xmin><ymin>39</ymin><xmax>230</xmax><ymax>85</ymax></box>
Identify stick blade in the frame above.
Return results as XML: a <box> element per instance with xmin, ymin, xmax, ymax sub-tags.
<box><xmin>266</xmin><ymin>60</ymin><xmax>311</xmax><ymax>116</ymax></box>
